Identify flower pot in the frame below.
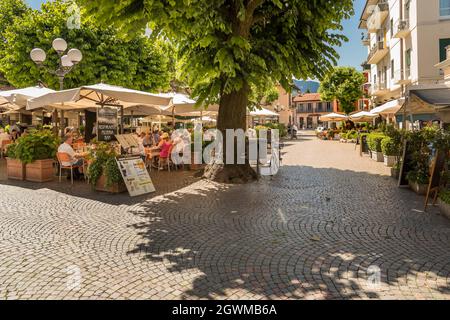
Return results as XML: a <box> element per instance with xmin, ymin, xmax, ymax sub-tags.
<box><xmin>371</xmin><ymin>151</ymin><xmax>384</xmax><ymax>162</ymax></box>
<box><xmin>25</xmin><ymin>159</ymin><xmax>54</xmax><ymax>182</ymax></box>
<box><xmin>6</xmin><ymin>158</ymin><xmax>25</xmax><ymax>181</ymax></box>
<box><xmin>383</xmin><ymin>155</ymin><xmax>397</xmax><ymax>167</ymax></box>
<box><xmin>408</xmin><ymin>180</ymin><xmax>428</xmax><ymax>195</ymax></box>
<box><xmin>437</xmin><ymin>198</ymin><xmax>450</xmax><ymax>220</ymax></box>
<box><xmin>95</xmin><ymin>174</ymin><xmax>127</xmax><ymax>193</ymax></box>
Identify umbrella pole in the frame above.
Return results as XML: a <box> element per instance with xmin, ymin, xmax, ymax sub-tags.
<box><xmin>120</xmin><ymin>106</ymin><xmax>124</xmax><ymax>134</ymax></box>
<box><xmin>172</xmin><ymin>107</ymin><xmax>175</xmax><ymax>129</ymax></box>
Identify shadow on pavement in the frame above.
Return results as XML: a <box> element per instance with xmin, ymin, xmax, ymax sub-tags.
<box><xmin>125</xmin><ymin>165</ymin><xmax>450</xmax><ymax>299</ymax></box>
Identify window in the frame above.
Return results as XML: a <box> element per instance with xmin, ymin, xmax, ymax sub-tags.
<box><xmin>317</xmin><ymin>102</ymin><xmax>323</xmax><ymax>112</ymax></box>
<box><xmin>406</xmin><ymin>49</ymin><xmax>412</xmax><ymax>77</ymax></box>
<box><xmin>326</xmin><ymin>102</ymin><xmax>332</xmax><ymax>112</ymax></box>
<box><xmin>440</xmin><ymin>0</ymin><xmax>450</xmax><ymax>18</ymax></box>
<box><xmin>390</xmin><ymin>19</ymin><xmax>394</xmax><ymax>38</ymax></box>
<box><xmin>391</xmin><ymin>59</ymin><xmax>395</xmax><ymax>79</ymax></box>
<box><xmin>307</xmin><ymin>103</ymin><xmax>313</xmax><ymax>112</ymax></box>
<box><xmin>297</xmin><ymin>103</ymin><xmax>305</xmax><ymax>113</ymax></box>
<box><xmin>439</xmin><ymin>38</ymin><xmax>450</xmax><ymax>62</ymax></box>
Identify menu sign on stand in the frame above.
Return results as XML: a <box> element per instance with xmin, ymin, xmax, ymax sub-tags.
<box><xmin>98</xmin><ymin>107</ymin><xmax>118</xmax><ymax>142</ymax></box>
<box><xmin>116</xmin><ymin>157</ymin><xmax>156</xmax><ymax>197</ymax></box>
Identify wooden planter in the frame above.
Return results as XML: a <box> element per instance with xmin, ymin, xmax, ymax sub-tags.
<box><xmin>408</xmin><ymin>180</ymin><xmax>428</xmax><ymax>195</ymax></box>
<box><xmin>383</xmin><ymin>155</ymin><xmax>397</xmax><ymax>167</ymax></box>
<box><xmin>95</xmin><ymin>174</ymin><xmax>127</xmax><ymax>193</ymax></box>
<box><xmin>25</xmin><ymin>159</ymin><xmax>55</xmax><ymax>182</ymax></box>
<box><xmin>437</xmin><ymin>199</ymin><xmax>450</xmax><ymax>220</ymax></box>
<box><xmin>371</xmin><ymin>151</ymin><xmax>384</xmax><ymax>162</ymax></box>
<box><xmin>390</xmin><ymin>167</ymin><xmax>400</xmax><ymax>180</ymax></box>
<box><xmin>6</xmin><ymin>158</ymin><xmax>25</xmax><ymax>181</ymax></box>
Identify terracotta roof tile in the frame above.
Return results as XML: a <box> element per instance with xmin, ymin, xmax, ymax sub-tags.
<box><xmin>293</xmin><ymin>93</ymin><xmax>321</xmax><ymax>102</ymax></box>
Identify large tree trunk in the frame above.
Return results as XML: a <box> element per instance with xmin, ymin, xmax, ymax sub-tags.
<box><xmin>203</xmin><ymin>82</ymin><xmax>258</xmax><ymax>184</ymax></box>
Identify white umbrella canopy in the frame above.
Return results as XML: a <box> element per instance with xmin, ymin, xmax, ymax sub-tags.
<box><xmin>1</xmin><ymin>86</ymin><xmax>56</xmax><ymax>107</ymax></box>
<box><xmin>350</xmin><ymin>111</ymin><xmax>378</xmax><ymax>122</ymax></box>
<box><xmin>27</xmin><ymin>83</ymin><xmax>172</xmax><ymax>111</ymax></box>
<box><xmin>370</xmin><ymin>98</ymin><xmax>405</xmax><ymax>115</ymax></box>
<box><xmin>319</xmin><ymin>113</ymin><xmax>348</xmax><ymax>122</ymax></box>
<box><xmin>122</xmin><ymin>104</ymin><xmax>172</xmax><ymax>116</ymax></box>
<box><xmin>249</xmin><ymin>107</ymin><xmax>279</xmax><ymax>117</ymax></box>
<box><xmin>159</xmin><ymin>93</ymin><xmax>220</xmax><ymax>115</ymax></box>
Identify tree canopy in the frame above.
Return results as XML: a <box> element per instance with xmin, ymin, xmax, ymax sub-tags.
<box><xmin>0</xmin><ymin>0</ymin><xmax>171</xmax><ymax>91</ymax></box>
<box><xmin>319</xmin><ymin>66</ymin><xmax>366</xmax><ymax>115</ymax></box>
<box><xmin>79</xmin><ymin>0</ymin><xmax>354</xmax><ymax>105</ymax></box>
<box><xmin>0</xmin><ymin>0</ymin><xmax>29</xmax><ymax>85</ymax></box>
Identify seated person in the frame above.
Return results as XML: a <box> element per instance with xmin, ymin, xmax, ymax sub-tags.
<box><xmin>142</xmin><ymin>132</ymin><xmax>153</xmax><ymax>147</ymax></box>
<box><xmin>157</xmin><ymin>133</ymin><xmax>172</xmax><ymax>169</ymax></box>
<box><xmin>58</xmin><ymin>135</ymin><xmax>85</xmax><ymax>179</ymax></box>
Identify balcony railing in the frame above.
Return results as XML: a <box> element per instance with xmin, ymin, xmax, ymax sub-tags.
<box><xmin>393</xmin><ymin>19</ymin><xmax>410</xmax><ymax>38</ymax></box>
<box><xmin>367</xmin><ymin>41</ymin><xmax>388</xmax><ymax>64</ymax></box>
<box><xmin>371</xmin><ymin>81</ymin><xmax>388</xmax><ymax>95</ymax></box>
<box><xmin>367</xmin><ymin>2</ymin><xmax>389</xmax><ymax>33</ymax></box>
<box><xmin>394</xmin><ymin>69</ymin><xmax>412</xmax><ymax>85</ymax></box>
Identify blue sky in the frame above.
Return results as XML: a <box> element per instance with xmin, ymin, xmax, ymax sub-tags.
<box><xmin>26</xmin><ymin>0</ymin><xmax>366</xmax><ymax>70</ymax></box>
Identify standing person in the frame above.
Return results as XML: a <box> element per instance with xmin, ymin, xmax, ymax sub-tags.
<box><xmin>291</xmin><ymin>123</ymin><xmax>298</xmax><ymax>139</ymax></box>
<box><xmin>153</xmin><ymin>130</ymin><xmax>160</xmax><ymax>146</ymax></box>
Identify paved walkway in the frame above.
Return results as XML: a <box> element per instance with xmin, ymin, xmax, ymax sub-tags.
<box><xmin>1</xmin><ymin>131</ymin><xmax>450</xmax><ymax>300</ymax></box>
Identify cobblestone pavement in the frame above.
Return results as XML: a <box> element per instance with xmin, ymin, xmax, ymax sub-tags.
<box><xmin>1</xmin><ymin>131</ymin><xmax>450</xmax><ymax>300</ymax></box>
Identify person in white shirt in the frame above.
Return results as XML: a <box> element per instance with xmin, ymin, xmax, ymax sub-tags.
<box><xmin>58</xmin><ymin>135</ymin><xmax>85</xmax><ymax>178</ymax></box>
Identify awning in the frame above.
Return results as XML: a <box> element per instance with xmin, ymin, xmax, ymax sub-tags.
<box><xmin>409</xmin><ymin>84</ymin><xmax>450</xmax><ymax>108</ymax></box>
<box><xmin>27</xmin><ymin>83</ymin><xmax>172</xmax><ymax>110</ymax></box>
<box><xmin>319</xmin><ymin>113</ymin><xmax>348</xmax><ymax>122</ymax></box>
<box><xmin>370</xmin><ymin>98</ymin><xmax>405</xmax><ymax>115</ymax></box>
<box><xmin>395</xmin><ymin>113</ymin><xmax>440</xmax><ymax>123</ymax></box>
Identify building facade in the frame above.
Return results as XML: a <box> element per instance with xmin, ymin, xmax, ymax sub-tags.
<box><xmin>360</xmin><ymin>0</ymin><xmax>450</xmax><ymax>122</ymax></box>
<box><xmin>293</xmin><ymin>93</ymin><xmax>338</xmax><ymax>129</ymax></box>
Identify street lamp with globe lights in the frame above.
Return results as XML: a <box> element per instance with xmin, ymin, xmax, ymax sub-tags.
<box><xmin>30</xmin><ymin>38</ymin><xmax>83</xmax><ymax>135</ymax></box>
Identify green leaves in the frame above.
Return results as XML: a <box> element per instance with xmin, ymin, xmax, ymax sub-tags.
<box><xmin>14</xmin><ymin>129</ymin><xmax>59</xmax><ymax>164</ymax></box>
<box><xmin>0</xmin><ymin>0</ymin><xmax>171</xmax><ymax>91</ymax></box>
<box><xmin>319</xmin><ymin>67</ymin><xmax>366</xmax><ymax>115</ymax></box>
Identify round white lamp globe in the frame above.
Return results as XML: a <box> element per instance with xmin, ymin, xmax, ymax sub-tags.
<box><xmin>67</xmin><ymin>48</ymin><xmax>83</xmax><ymax>64</ymax></box>
<box><xmin>61</xmin><ymin>55</ymin><xmax>74</xmax><ymax>68</ymax></box>
<box><xmin>52</xmin><ymin>38</ymin><xmax>68</xmax><ymax>52</ymax></box>
<box><xmin>30</xmin><ymin>48</ymin><xmax>46</xmax><ymax>64</ymax></box>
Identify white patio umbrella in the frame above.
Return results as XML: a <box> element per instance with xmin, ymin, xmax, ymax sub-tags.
<box><xmin>26</xmin><ymin>83</ymin><xmax>172</xmax><ymax>111</ymax></box>
<box><xmin>349</xmin><ymin>111</ymin><xmax>378</xmax><ymax>123</ymax></box>
<box><xmin>249</xmin><ymin>107</ymin><xmax>279</xmax><ymax>117</ymax></box>
<box><xmin>319</xmin><ymin>112</ymin><xmax>348</xmax><ymax>122</ymax></box>
<box><xmin>1</xmin><ymin>86</ymin><xmax>56</xmax><ymax>107</ymax></box>
<box><xmin>370</xmin><ymin>98</ymin><xmax>405</xmax><ymax>115</ymax></box>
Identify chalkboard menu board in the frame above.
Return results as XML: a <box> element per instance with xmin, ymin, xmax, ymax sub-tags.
<box><xmin>97</xmin><ymin>107</ymin><xmax>118</xmax><ymax>142</ymax></box>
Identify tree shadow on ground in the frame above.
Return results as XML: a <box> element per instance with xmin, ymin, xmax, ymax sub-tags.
<box><xmin>0</xmin><ymin>159</ymin><xmax>202</xmax><ymax>206</ymax></box>
<box><xmin>127</xmin><ymin>165</ymin><xmax>450</xmax><ymax>300</ymax></box>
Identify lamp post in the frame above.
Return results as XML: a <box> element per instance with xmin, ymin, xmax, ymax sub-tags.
<box><xmin>30</xmin><ymin>38</ymin><xmax>83</xmax><ymax>137</ymax></box>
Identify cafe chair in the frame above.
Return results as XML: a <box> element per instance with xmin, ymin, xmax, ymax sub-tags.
<box><xmin>0</xmin><ymin>140</ymin><xmax>12</xmax><ymax>159</ymax></box>
<box><xmin>56</xmin><ymin>152</ymin><xmax>86</xmax><ymax>185</ymax></box>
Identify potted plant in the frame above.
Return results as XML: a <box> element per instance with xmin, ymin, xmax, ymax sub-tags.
<box><xmin>437</xmin><ymin>190</ymin><xmax>450</xmax><ymax>220</ymax></box>
<box><xmin>367</xmin><ymin>133</ymin><xmax>385</xmax><ymax>162</ymax></box>
<box><xmin>87</xmin><ymin>142</ymin><xmax>126</xmax><ymax>193</ymax></box>
<box><xmin>381</xmin><ymin>137</ymin><xmax>400</xmax><ymax>167</ymax></box>
<box><xmin>406</xmin><ymin>170</ymin><xmax>429</xmax><ymax>195</ymax></box>
<box><xmin>5</xmin><ymin>143</ymin><xmax>26</xmax><ymax>180</ymax></box>
<box><xmin>14</xmin><ymin>130</ymin><xmax>59</xmax><ymax>182</ymax></box>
